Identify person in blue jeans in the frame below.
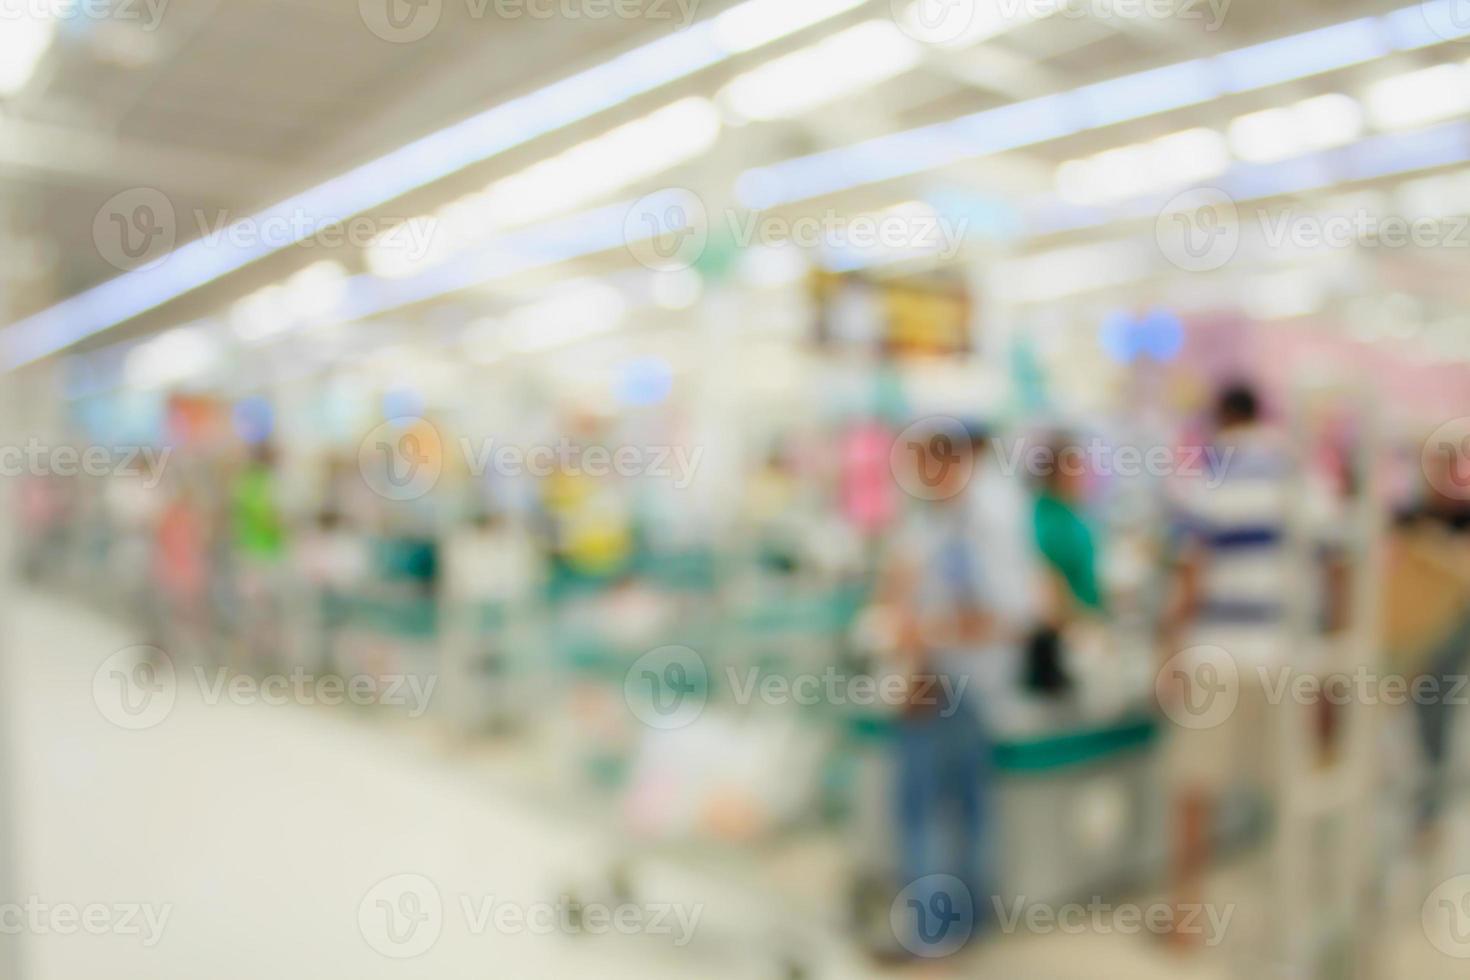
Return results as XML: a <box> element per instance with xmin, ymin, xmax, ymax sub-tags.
<box><xmin>883</xmin><ymin>422</ymin><xmax>1016</xmax><ymax>957</ymax></box>
<box><xmin>1395</xmin><ymin>463</ymin><xmax>1470</xmax><ymax>830</ymax></box>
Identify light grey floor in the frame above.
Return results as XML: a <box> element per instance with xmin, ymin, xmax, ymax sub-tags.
<box><xmin>2</xmin><ymin>589</ymin><xmax>1464</xmax><ymax>979</ymax></box>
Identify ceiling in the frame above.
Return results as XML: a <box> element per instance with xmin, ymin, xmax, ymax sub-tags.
<box><xmin>1</xmin><ymin>0</ymin><xmax>1460</xmax><ymax>372</ymax></box>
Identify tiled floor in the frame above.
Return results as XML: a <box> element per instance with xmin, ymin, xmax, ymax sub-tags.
<box><xmin>1</xmin><ymin>589</ymin><xmax>1464</xmax><ymax>978</ymax></box>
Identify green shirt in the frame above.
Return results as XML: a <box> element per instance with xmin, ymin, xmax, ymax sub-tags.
<box><xmin>232</xmin><ymin>466</ymin><xmax>285</xmax><ymax>561</ymax></box>
<box><xmin>1033</xmin><ymin>491</ymin><xmax>1103</xmax><ymax>611</ymax></box>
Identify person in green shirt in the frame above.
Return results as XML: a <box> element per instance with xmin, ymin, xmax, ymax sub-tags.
<box><xmin>1024</xmin><ymin>438</ymin><xmax>1104</xmax><ymax>696</ymax></box>
<box><xmin>1032</xmin><ymin>451</ymin><xmax>1103</xmax><ymax>616</ymax></box>
<box><xmin>232</xmin><ymin>448</ymin><xmax>286</xmax><ymax>563</ymax></box>
<box><xmin>230</xmin><ymin>444</ymin><xmax>287</xmax><ymax>669</ymax></box>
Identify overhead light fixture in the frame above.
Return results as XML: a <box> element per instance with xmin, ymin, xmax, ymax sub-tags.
<box><xmin>720</xmin><ymin>20</ymin><xmax>921</xmax><ymax>122</ymax></box>
<box><xmin>897</xmin><ymin>0</ymin><xmax>1047</xmax><ymax>49</ymax></box>
<box><xmin>1</xmin><ymin>0</ymin><xmax>876</xmax><ymax>366</ymax></box>
<box><xmin>1055</xmin><ymin>128</ymin><xmax>1227</xmax><ymax>206</ymax></box>
<box><xmin>286</xmin><ymin>260</ymin><xmax>349</xmax><ymax>319</ymax></box>
<box><xmin>1366</xmin><ymin>63</ymin><xmax>1470</xmax><ymax>130</ymax></box>
<box><xmin>229</xmin><ymin>286</ymin><xmax>290</xmax><ymax>345</ymax></box>
<box><xmin>990</xmin><ymin>239</ymin><xmax>1152</xmax><ymax>303</ymax></box>
<box><xmin>738</xmin><ymin>2</ymin><xmax>1443</xmax><ymax>211</ymax></box>
<box><xmin>503</xmin><ymin>281</ymin><xmax>629</xmax><ymax>353</ymax></box>
<box><xmin>1149</xmin><ymin>127</ymin><xmax>1231</xmax><ymax>183</ymax></box>
<box><xmin>1227</xmin><ymin>106</ymin><xmax>1298</xmax><ymax>163</ymax></box>
<box><xmin>123</xmin><ymin>326</ymin><xmax>222</xmax><ymax>389</ymax></box>
<box><xmin>482</xmin><ymin>96</ymin><xmax>721</xmax><ymax>230</ymax></box>
<box><xmin>227</xmin><ymin>260</ymin><xmax>349</xmax><ymax>343</ymax></box>
<box><xmin>1228</xmin><ymin>93</ymin><xmax>1363</xmax><ymax>163</ymax></box>
<box><xmin>650</xmin><ymin>269</ymin><xmax>704</xmax><ymax>310</ymax></box>
<box><xmin>1295</xmin><ymin>93</ymin><xmax>1365</xmax><ymax>150</ymax></box>
<box><xmin>0</xmin><ymin>4</ymin><xmax>56</xmax><ymax>96</ymax></box>
<box><xmin>1244</xmin><ymin>270</ymin><xmax>1326</xmax><ymax>320</ymax></box>
<box><xmin>368</xmin><ymin>97</ymin><xmax>721</xmax><ymax>280</ymax></box>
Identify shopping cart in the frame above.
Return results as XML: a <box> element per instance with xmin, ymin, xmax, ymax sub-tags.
<box><xmin>321</xmin><ymin>535</ymin><xmax>440</xmax><ymax>718</ymax></box>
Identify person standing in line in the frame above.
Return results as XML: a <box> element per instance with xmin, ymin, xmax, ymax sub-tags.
<box><xmin>1159</xmin><ymin>382</ymin><xmax>1342</xmax><ymax>947</ymax></box>
<box><xmin>879</xmin><ymin>422</ymin><xmax>1022</xmax><ymax>958</ymax></box>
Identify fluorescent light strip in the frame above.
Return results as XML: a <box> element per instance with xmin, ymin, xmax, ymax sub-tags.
<box><xmin>1385</xmin><ymin>0</ymin><xmax>1470</xmax><ymax>48</ymax></box>
<box><xmin>86</xmin><ymin>117</ymin><xmax>1470</xmax><ymax>360</ymax></box>
<box><xmin>737</xmin><ymin>1</ymin><xmax>1463</xmax><ymax>211</ymax></box>
<box><xmin>21</xmin><ymin>1</ymin><xmax>1466</xmax><ymax>368</ymax></box>
<box><xmin>1027</xmin><ymin>118</ymin><xmax>1470</xmax><ymax>242</ymax></box>
<box><xmin>1213</xmin><ymin>17</ymin><xmax>1386</xmax><ymax>93</ymax></box>
<box><xmin>720</xmin><ymin>20</ymin><xmax>921</xmax><ymax>122</ymax></box>
<box><xmin>0</xmin><ymin>7</ymin><xmax>55</xmax><ymax>96</ymax></box>
<box><xmin>1</xmin><ymin>0</ymin><xmax>873</xmax><ymax>368</ymax></box>
<box><xmin>713</xmin><ymin>0</ymin><xmax>870</xmax><ymax>53</ymax></box>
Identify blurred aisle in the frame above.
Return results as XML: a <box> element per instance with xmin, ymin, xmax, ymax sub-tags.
<box><xmin>3</xmin><ymin>585</ymin><xmax>1466</xmax><ymax>980</ymax></box>
<box><xmin>6</xmin><ymin>588</ymin><xmax>719</xmax><ymax>980</ymax></box>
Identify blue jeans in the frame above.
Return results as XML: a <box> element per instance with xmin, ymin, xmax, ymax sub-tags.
<box><xmin>1414</xmin><ymin>610</ymin><xmax>1470</xmax><ymax>825</ymax></box>
<box><xmin>894</xmin><ymin>692</ymin><xmax>991</xmax><ymax>944</ymax></box>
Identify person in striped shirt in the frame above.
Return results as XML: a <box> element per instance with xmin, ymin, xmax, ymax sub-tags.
<box><xmin>1159</xmin><ymin>381</ymin><xmax>1343</xmax><ymax>947</ymax></box>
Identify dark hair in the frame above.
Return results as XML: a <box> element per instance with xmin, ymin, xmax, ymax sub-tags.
<box><xmin>1216</xmin><ymin>382</ymin><xmax>1259</xmax><ymax>427</ymax></box>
